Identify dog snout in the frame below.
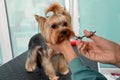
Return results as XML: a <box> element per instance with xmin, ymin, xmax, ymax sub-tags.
<box><xmin>61</xmin><ymin>30</ymin><xmax>67</xmax><ymax>35</ymax></box>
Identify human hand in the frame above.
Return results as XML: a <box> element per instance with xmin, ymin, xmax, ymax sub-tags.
<box><xmin>47</xmin><ymin>40</ymin><xmax>77</xmax><ymax>63</ymax></box>
<box><xmin>47</xmin><ymin>40</ymin><xmax>72</xmax><ymax>53</ymax></box>
<box><xmin>76</xmin><ymin>30</ymin><xmax>120</xmax><ymax>67</ymax></box>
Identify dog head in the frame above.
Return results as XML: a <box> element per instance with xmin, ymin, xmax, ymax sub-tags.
<box><xmin>35</xmin><ymin>3</ymin><xmax>75</xmax><ymax>44</ymax></box>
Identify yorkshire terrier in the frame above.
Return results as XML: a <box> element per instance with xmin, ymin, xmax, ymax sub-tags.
<box><xmin>25</xmin><ymin>3</ymin><xmax>75</xmax><ymax>80</ymax></box>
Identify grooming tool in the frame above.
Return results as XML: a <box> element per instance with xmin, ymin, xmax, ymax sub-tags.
<box><xmin>71</xmin><ymin>31</ymin><xmax>96</xmax><ymax>46</ymax></box>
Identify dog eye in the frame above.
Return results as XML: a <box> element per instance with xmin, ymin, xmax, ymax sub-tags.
<box><xmin>63</xmin><ymin>22</ymin><xmax>67</xmax><ymax>26</ymax></box>
<box><xmin>51</xmin><ymin>24</ymin><xmax>57</xmax><ymax>29</ymax></box>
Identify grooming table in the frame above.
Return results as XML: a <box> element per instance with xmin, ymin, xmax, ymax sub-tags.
<box><xmin>0</xmin><ymin>46</ymin><xmax>98</xmax><ymax>80</ymax></box>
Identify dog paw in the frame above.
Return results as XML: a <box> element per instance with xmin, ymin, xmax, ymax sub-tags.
<box><xmin>49</xmin><ymin>76</ymin><xmax>59</xmax><ymax>80</ymax></box>
<box><xmin>25</xmin><ymin>58</ymin><xmax>36</xmax><ymax>72</ymax></box>
<box><xmin>61</xmin><ymin>69</ymin><xmax>69</xmax><ymax>75</ymax></box>
<box><xmin>26</xmin><ymin>65</ymin><xmax>36</xmax><ymax>72</ymax></box>
<box><xmin>25</xmin><ymin>64</ymin><xmax>36</xmax><ymax>72</ymax></box>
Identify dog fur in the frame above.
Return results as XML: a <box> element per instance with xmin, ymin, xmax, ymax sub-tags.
<box><xmin>25</xmin><ymin>3</ymin><xmax>75</xmax><ymax>80</ymax></box>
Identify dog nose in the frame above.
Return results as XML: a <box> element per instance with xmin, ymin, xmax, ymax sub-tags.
<box><xmin>61</xmin><ymin>30</ymin><xmax>67</xmax><ymax>35</ymax></box>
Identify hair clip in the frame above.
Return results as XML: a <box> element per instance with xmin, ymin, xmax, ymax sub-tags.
<box><xmin>46</xmin><ymin>11</ymin><xmax>54</xmax><ymax>18</ymax></box>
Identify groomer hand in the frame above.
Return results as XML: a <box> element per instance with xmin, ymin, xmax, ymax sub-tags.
<box><xmin>76</xmin><ymin>29</ymin><xmax>120</xmax><ymax>67</ymax></box>
<box><xmin>47</xmin><ymin>40</ymin><xmax>77</xmax><ymax>63</ymax></box>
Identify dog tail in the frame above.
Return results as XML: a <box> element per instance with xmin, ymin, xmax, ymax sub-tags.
<box><xmin>45</xmin><ymin>3</ymin><xmax>63</xmax><ymax>15</ymax></box>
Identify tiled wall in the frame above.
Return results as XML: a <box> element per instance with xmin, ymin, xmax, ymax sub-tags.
<box><xmin>79</xmin><ymin>0</ymin><xmax>120</xmax><ymax>68</ymax></box>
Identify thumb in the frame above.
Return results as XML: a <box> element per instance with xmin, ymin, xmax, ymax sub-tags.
<box><xmin>84</xmin><ymin>29</ymin><xmax>101</xmax><ymax>43</ymax></box>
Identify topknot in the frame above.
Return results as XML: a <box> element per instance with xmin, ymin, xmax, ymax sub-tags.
<box><xmin>45</xmin><ymin>3</ymin><xmax>64</xmax><ymax>16</ymax></box>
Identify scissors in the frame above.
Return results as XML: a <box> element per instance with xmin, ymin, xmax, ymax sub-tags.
<box><xmin>71</xmin><ymin>31</ymin><xmax>96</xmax><ymax>46</ymax></box>
<box><xmin>74</xmin><ymin>31</ymin><xmax>96</xmax><ymax>40</ymax></box>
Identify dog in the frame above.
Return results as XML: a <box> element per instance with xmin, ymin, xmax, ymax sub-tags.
<box><xmin>25</xmin><ymin>3</ymin><xmax>75</xmax><ymax>80</ymax></box>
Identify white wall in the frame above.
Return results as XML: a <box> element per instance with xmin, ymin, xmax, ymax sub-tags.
<box><xmin>71</xmin><ymin>0</ymin><xmax>80</xmax><ymax>36</ymax></box>
<box><xmin>0</xmin><ymin>0</ymin><xmax>13</xmax><ymax>64</ymax></box>
<box><xmin>65</xmin><ymin>0</ymin><xmax>80</xmax><ymax>36</ymax></box>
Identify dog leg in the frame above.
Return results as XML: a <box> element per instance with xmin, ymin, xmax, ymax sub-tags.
<box><xmin>25</xmin><ymin>46</ymin><xmax>40</xmax><ymax>72</ymax></box>
<box><xmin>42</xmin><ymin>58</ymin><xmax>59</xmax><ymax>80</ymax></box>
<box><xmin>57</xmin><ymin>54</ymin><xmax>69</xmax><ymax>75</ymax></box>
<box><xmin>41</xmin><ymin>49</ymin><xmax>59</xmax><ymax>80</ymax></box>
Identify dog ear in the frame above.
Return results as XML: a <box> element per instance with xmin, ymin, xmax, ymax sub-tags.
<box><xmin>34</xmin><ymin>15</ymin><xmax>46</xmax><ymax>34</ymax></box>
<box><xmin>35</xmin><ymin>15</ymin><xmax>46</xmax><ymax>24</ymax></box>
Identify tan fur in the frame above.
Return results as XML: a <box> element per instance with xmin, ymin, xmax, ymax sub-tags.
<box><xmin>57</xmin><ymin>54</ymin><xmax>69</xmax><ymax>75</ymax></box>
<box><xmin>34</xmin><ymin>15</ymin><xmax>46</xmax><ymax>35</ymax></box>
<box><xmin>25</xmin><ymin>46</ymin><xmax>41</xmax><ymax>72</ymax></box>
<box><xmin>29</xmin><ymin>3</ymin><xmax>76</xmax><ymax>80</ymax></box>
<box><xmin>41</xmin><ymin>48</ymin><xmax>59</xmax><ymax>80</ymax></box>
<box><xmin>45</xmin><ymin>3</ymin><xmax>63</xmax><ymax>15</ymax></box>
<box><xmin>35</xmin><ymin>3</ymin><xmax>75</xmax><ymax>44</ymax></box>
